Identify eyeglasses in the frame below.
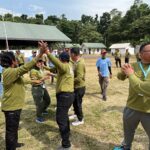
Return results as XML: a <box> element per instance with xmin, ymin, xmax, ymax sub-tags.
<box><xmin>142</xmin><ymin>50</ymin><xmax>150</xmax><ymax>53</ymax></box>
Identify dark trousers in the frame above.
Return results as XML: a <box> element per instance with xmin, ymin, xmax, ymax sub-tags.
<box><xmin>56</xmin><ymin>92</ymin><xmax>74</xmax><ymax>148</ymax></box>
<box><xmin>115</xmin><ymin>58</ymin><xmax>121</xmax><ymax>67</ymax></box>
<box><xmin>32</xmin><ymin>86</ymin><xmax>51</xmax><ymax>118</ymax></box>
<box><xmin>123</xmin><ymin>107</ymin><xmax>150</xmax><ymax>150</ymax></box>
<box><xmin>125</xmin><ymin>58</ymin><xmax>129</xmax><ymax>63</ymax></box>
<box><xmin>3</xmin><ymin>109</ymin><xmax>21</xmax><ymax>150</ymax></box>
<box><xmin>73</xmin><ymin>87</ymin><xmax>85</xmax><ymax>121</ymax></box>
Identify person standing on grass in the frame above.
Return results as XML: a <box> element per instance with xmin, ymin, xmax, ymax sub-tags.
<box><xmin>1</xmin><ymin>49</ymin><xmax>45</xmax><ymax>150</ymax></box>
<box><xmin>96</xmin><ymin>49</ymin><xmax>112</xmax><ymax>101</ymax></box>
<box><xmin>30</xmin><ymin>59</ymin><xmax>51</xmax><ymax>123</ymax></box>
<box><xmin>124</xmin><ymin>49</ymin><xmax>130</xmax><ymax>64</ymax></box>
<box><xmin>69</xmin><ymin>47</ymin><xmax>86</xmax><ymax>126</ymax></box>
<box><xmin>114</xmin><ymin>49</ymin><xmax>121</xmax><ymax>67</ymax></box>
<box><xmin>38</xmin><ymin>41</ymin><xmax>74</xmax><ymax>150</ymax></box>
<box><xmin>115</xmin><ymin>42</ymin><xmax>150</xmax><ymax>150</ymax></box>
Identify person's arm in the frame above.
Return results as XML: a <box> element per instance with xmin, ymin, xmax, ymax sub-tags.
<box><xmin>122</xmin><ymin>64</ymin><xmax>150</xmax><ymax>96</ymax></box>
<box><xmin>38</xmin><ymin>41</ymin><xmax>67</xmax><ymax>73</ymax></box>
<box><xmin>3</xmin><ymin>49</ymin><xmax>46</xmax><ymax>86</ymax></box>
<box><xmin>128</xmin><ymin>74</ymin><xmax>150</xmax><ymax>96</ymax></box>
<box><xmin>107</xmin><ymin>59</ymin><xmax>112</xmax><ymax>78</ymax></box>
<box><xmin>74</xmin><ymin>63</ymin><xmax>85</xmax><ymax>84</ymax></box>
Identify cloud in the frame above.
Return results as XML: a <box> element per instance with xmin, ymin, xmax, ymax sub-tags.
<box><xmin>0</xmin><ymin>7</ymin><xmax>21</xmax><ymax>16</ymax></box>
<box><xmin>29</xmin><ymin>4</ymin><xmax>46</xmax><ymax>15</ymax></box>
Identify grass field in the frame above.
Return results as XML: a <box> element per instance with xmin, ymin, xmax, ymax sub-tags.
<box><xmin>0</xmin><ymin>54</ymin><xmax>149</xmax><ymax>150</ymax></box>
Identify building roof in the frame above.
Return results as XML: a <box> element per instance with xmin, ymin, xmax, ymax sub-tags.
<box><xmin>82</xmin><ymin>43</ymin><xmax>106</xmax><ymax>48</ymax></box>
<box><xmin>64</xmin><ymin>43</ymin><xmax>81</xmax><ymax>48</ymax></box>
<box><xmin>109</xmin><ymin>43</ymin><xmax>132</xmax><ymax>49</ymax></box>
<box><xmin>0</xmin><ymin>21</ymin><xmax>71</xmax><ymax>42</ymax></box>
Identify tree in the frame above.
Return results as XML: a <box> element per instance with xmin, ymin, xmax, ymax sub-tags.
<box><xmin>45</xmin><ymin>15</ymin><xmax>60</xmax><ymax>25</ymax></box>
<box><xmin>21</xmin><ymin>14</ymin><xmax>28</xmax><ymax>23</ymax></box>
<box><xmin>79</xmin><ymin>23</ymin><xmax>103</xmax><ymax>43</ymax></box>
<box><xmin>35</xmin><ymin>14</ymin><xmax>44</xmax><ymax>24</ymax></box>
<box><xmin>4</xmin><ymin>13</ymin><xmax>13</xmax><ymax>21</ymax></box>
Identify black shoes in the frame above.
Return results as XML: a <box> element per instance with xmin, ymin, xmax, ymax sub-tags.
<box><xmin>16</xmin><ymin>143</ymin><xmax>25</xmax><ymax>148</ymax></box>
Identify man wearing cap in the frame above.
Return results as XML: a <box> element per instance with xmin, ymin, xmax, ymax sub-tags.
<box><xmin>38</xmin><ymin>41</ymin><xmax>74</xmax><ymax>150</ymax></box>
<box><xmin>96</xmin><ymin>49</ymin><xmax>112</xmax><ymax>100</ymax></box>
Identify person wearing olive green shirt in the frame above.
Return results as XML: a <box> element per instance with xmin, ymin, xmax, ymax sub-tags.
<box><xmin>116</xmin><ymin>43</ymin><xmax>150</xmax><ymax>150</ymax></box>
<box><xmin>15</xmin><ymin>50</ymin><xmax>25</xmax><ymax>66</ymax></box>
<box><xmin>38</xmin><ymin>41</ymin><xmax>74</xmax><ymax>150</ymax></box>
<box><xmin>70</xmin><ymin>47</ymin><xmax>86</xmax><ymax>126</ymax></box>
<box><xmin>1</xmin><ymin>50</ymin><xmax>45</xmax><ymax>150</ymax></box>
<box><xmin>30</xmin><ymin>59</ymin><xmax>51</xmax><ymax>123</ymax></box>
<box><xmin>124</xmin><ymin>49</ymin><xmax>130</xmax><ymax>64</ymax></box>
<box><xmin>114</xmin><ymin>49</ymin><xmax>121</xmax><ymax>68</ymax></box>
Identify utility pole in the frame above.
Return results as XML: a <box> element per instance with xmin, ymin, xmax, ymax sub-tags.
<box><xmin>2</xmin><ymin>14</ymin><xmax>9</xmax><ymax>50</ymax></box>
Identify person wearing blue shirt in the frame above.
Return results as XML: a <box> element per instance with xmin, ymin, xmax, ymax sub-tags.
<box><xmin>96</xmin><ymin>49</ymin><xmax>112</xmax><ymax>100</ymax></box>
<box><xmin>27</xmin><ymin>50</ymin><xmax>37</xmax><ymax>62</ymax></box>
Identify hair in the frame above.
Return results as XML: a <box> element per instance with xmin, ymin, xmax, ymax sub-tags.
<box><xmin>70</xmin><ymin>47</ymin><xmax>80</xmax><ymax>56</ymax></box>
<box><xmin>59</xmin><ymin>52</ymin><xmax>70</xmax><ymax>62</ymax></box>
<box><xmin>0</xmin><ymin>51</ymin><xmax>16</xmax><ymax>68</ymax></box>
<box><xmin>139</xmin><ymin>42</ymin><xmax>150</xmax><ymax>52</ymax></box>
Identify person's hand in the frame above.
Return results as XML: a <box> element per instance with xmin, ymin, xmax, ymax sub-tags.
<box><xmin>38</xmin><ymin>41</ymin><xmax>49</xmax><ymax>55</ymax></box>
<box><xmin>47</xmin><ymin>72</ymin><xmax>57</xmax><ymax>77</ymax></box>
<box><xmin>98</xmin><ymin>72</ymin><xmax>102</xmax><ymax>77</ymax></box>
<box><xmin>122</xmin><ymin>64</ymin><xmax>134</xmax><ymax>76</ymax></box>
<box><xmin>32</xmin><ymin>80</ymin><xmax>42</xmax><ymax>84</ymax></box>
<box><xmin>110</xmin><ymin>74</ymin><xmax>112</xmax><ymax>79</ymax></box>
<box><xmin>42</xmin><ymin>76</ymin><xmax>50</xmax><ymax>81</ymax></box>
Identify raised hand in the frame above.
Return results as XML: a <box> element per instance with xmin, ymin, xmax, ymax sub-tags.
<box><xmin>122</xmin><ymin>64</ymin><xmax>134</xmax><ymax>76</ymax></box>
<box><xmin>38</xmin><ymin>41</ymin><xmax>49</xmax><ymax>54</ymax></box>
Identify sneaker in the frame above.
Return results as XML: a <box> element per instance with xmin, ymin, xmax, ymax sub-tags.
<box><xmin>57</xmin><ymin>146</ymin><xmax>71</xmax><ymax>150</ymax></box>
<box><xmin>69</xmin><ymin>114</ymin><xmax>77</xmax><ymax>120</ymax></box>
<box><xmin>36</xmin><ymin>117</ymin><xmax>44</xmax><ymax>123</ymax></box>
<box><xmin>16</xmin><ymin>143</ymin><xmax>24</xmax><ymax>148</ymax></box>
<box><xmin>113</xmin><ymin>146</ymin><xmax>130</xmax><ymax>150</ymax></box>
<box><xmin>72</xmin><ymin>119</ymin><xmax>84</xmax><ymax>126</ymax></box>
<box><xmin>42</xmin><ymin>110</ymin><xmax>48</xmax><ymax>115</ymax></box>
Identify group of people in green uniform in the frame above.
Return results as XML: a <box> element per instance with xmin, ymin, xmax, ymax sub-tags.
<box><xmin>0</xmin><ymin>41</ymin><xmax>86</xmax><ymax>150</ymax></box>
<box><xmin>1</xmin><ymin>41</ymin><xmax>150</xmax><ymax>150</ymax></box>
<box><xmin>114</xmin><ymin>49</ymin><xmax>131</xmax><ymax>68</ymax></box>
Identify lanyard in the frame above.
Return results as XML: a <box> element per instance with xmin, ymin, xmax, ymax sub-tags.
<box><xmin>138</xmin><ymin>62</ymin><xmax>150</xmax><ymax>78</ymax></box>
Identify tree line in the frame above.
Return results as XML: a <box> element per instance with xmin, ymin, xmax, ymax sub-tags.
<box><xmin>0</xmin><ymin>0</ymin><xmax>150</xmax><ymax>47</ymax></box>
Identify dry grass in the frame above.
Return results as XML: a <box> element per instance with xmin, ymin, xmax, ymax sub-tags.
<box><xmin>0</xmin><ymin>54</ymin><xmax>149</xmax><ymax>150</ymax></box>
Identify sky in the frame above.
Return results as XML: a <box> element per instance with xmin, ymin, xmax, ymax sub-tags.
<box><xmin>0</xmin><ymin>0</ymin><xmax>150</xmax><ymax>20</ymax></box>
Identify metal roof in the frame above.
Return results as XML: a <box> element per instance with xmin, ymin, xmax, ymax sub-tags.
<box><xmin>0</xmin><ymin>21</ymin><xmax>71</xmax><ymax>42</ymax></box>
<box><xmin>109</xmin><ymin>43</ymin><xmax>132</xmax><ymax>49</ymax></box>
<box><xmin>82</xmin><ymin>43</ymin><xmax>106</xmax><ymax>48</ymax></box>
<box><xmin>64</xmin><ymin>43</ymin><xmax>81</xmax><ymax>48</ymax></box>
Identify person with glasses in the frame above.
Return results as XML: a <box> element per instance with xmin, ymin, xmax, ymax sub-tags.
<box><xmin>115</xmin><ymin>42</ymin><xmax>150</xmax><ymax>150</ymax></box>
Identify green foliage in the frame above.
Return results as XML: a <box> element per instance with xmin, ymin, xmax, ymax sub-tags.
<box><xmin>1</xmin><ymin>1</ymin><xmax>150</xmax><ymax>46</ymax></box>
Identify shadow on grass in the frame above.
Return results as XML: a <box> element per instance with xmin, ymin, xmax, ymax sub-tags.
<box><xmin>18</xmin><ymin>109</ymin><xmax>116</xmax><ymax>150</ymax></box>
<box><xmin>85</xmin><ymin>92</ymin><xmax>101</xmax><ymax>99</ymax></box>
<box><xmin>101</xmin><ymin>106</ymin><xmax>124</xmax><ymax>113</ymax></box>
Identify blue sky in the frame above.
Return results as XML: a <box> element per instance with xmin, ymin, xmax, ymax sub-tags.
<box><xmin>0</xmin><ymin>0</ymin><xmax>150</xmax><ymax>20</ymax></box>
